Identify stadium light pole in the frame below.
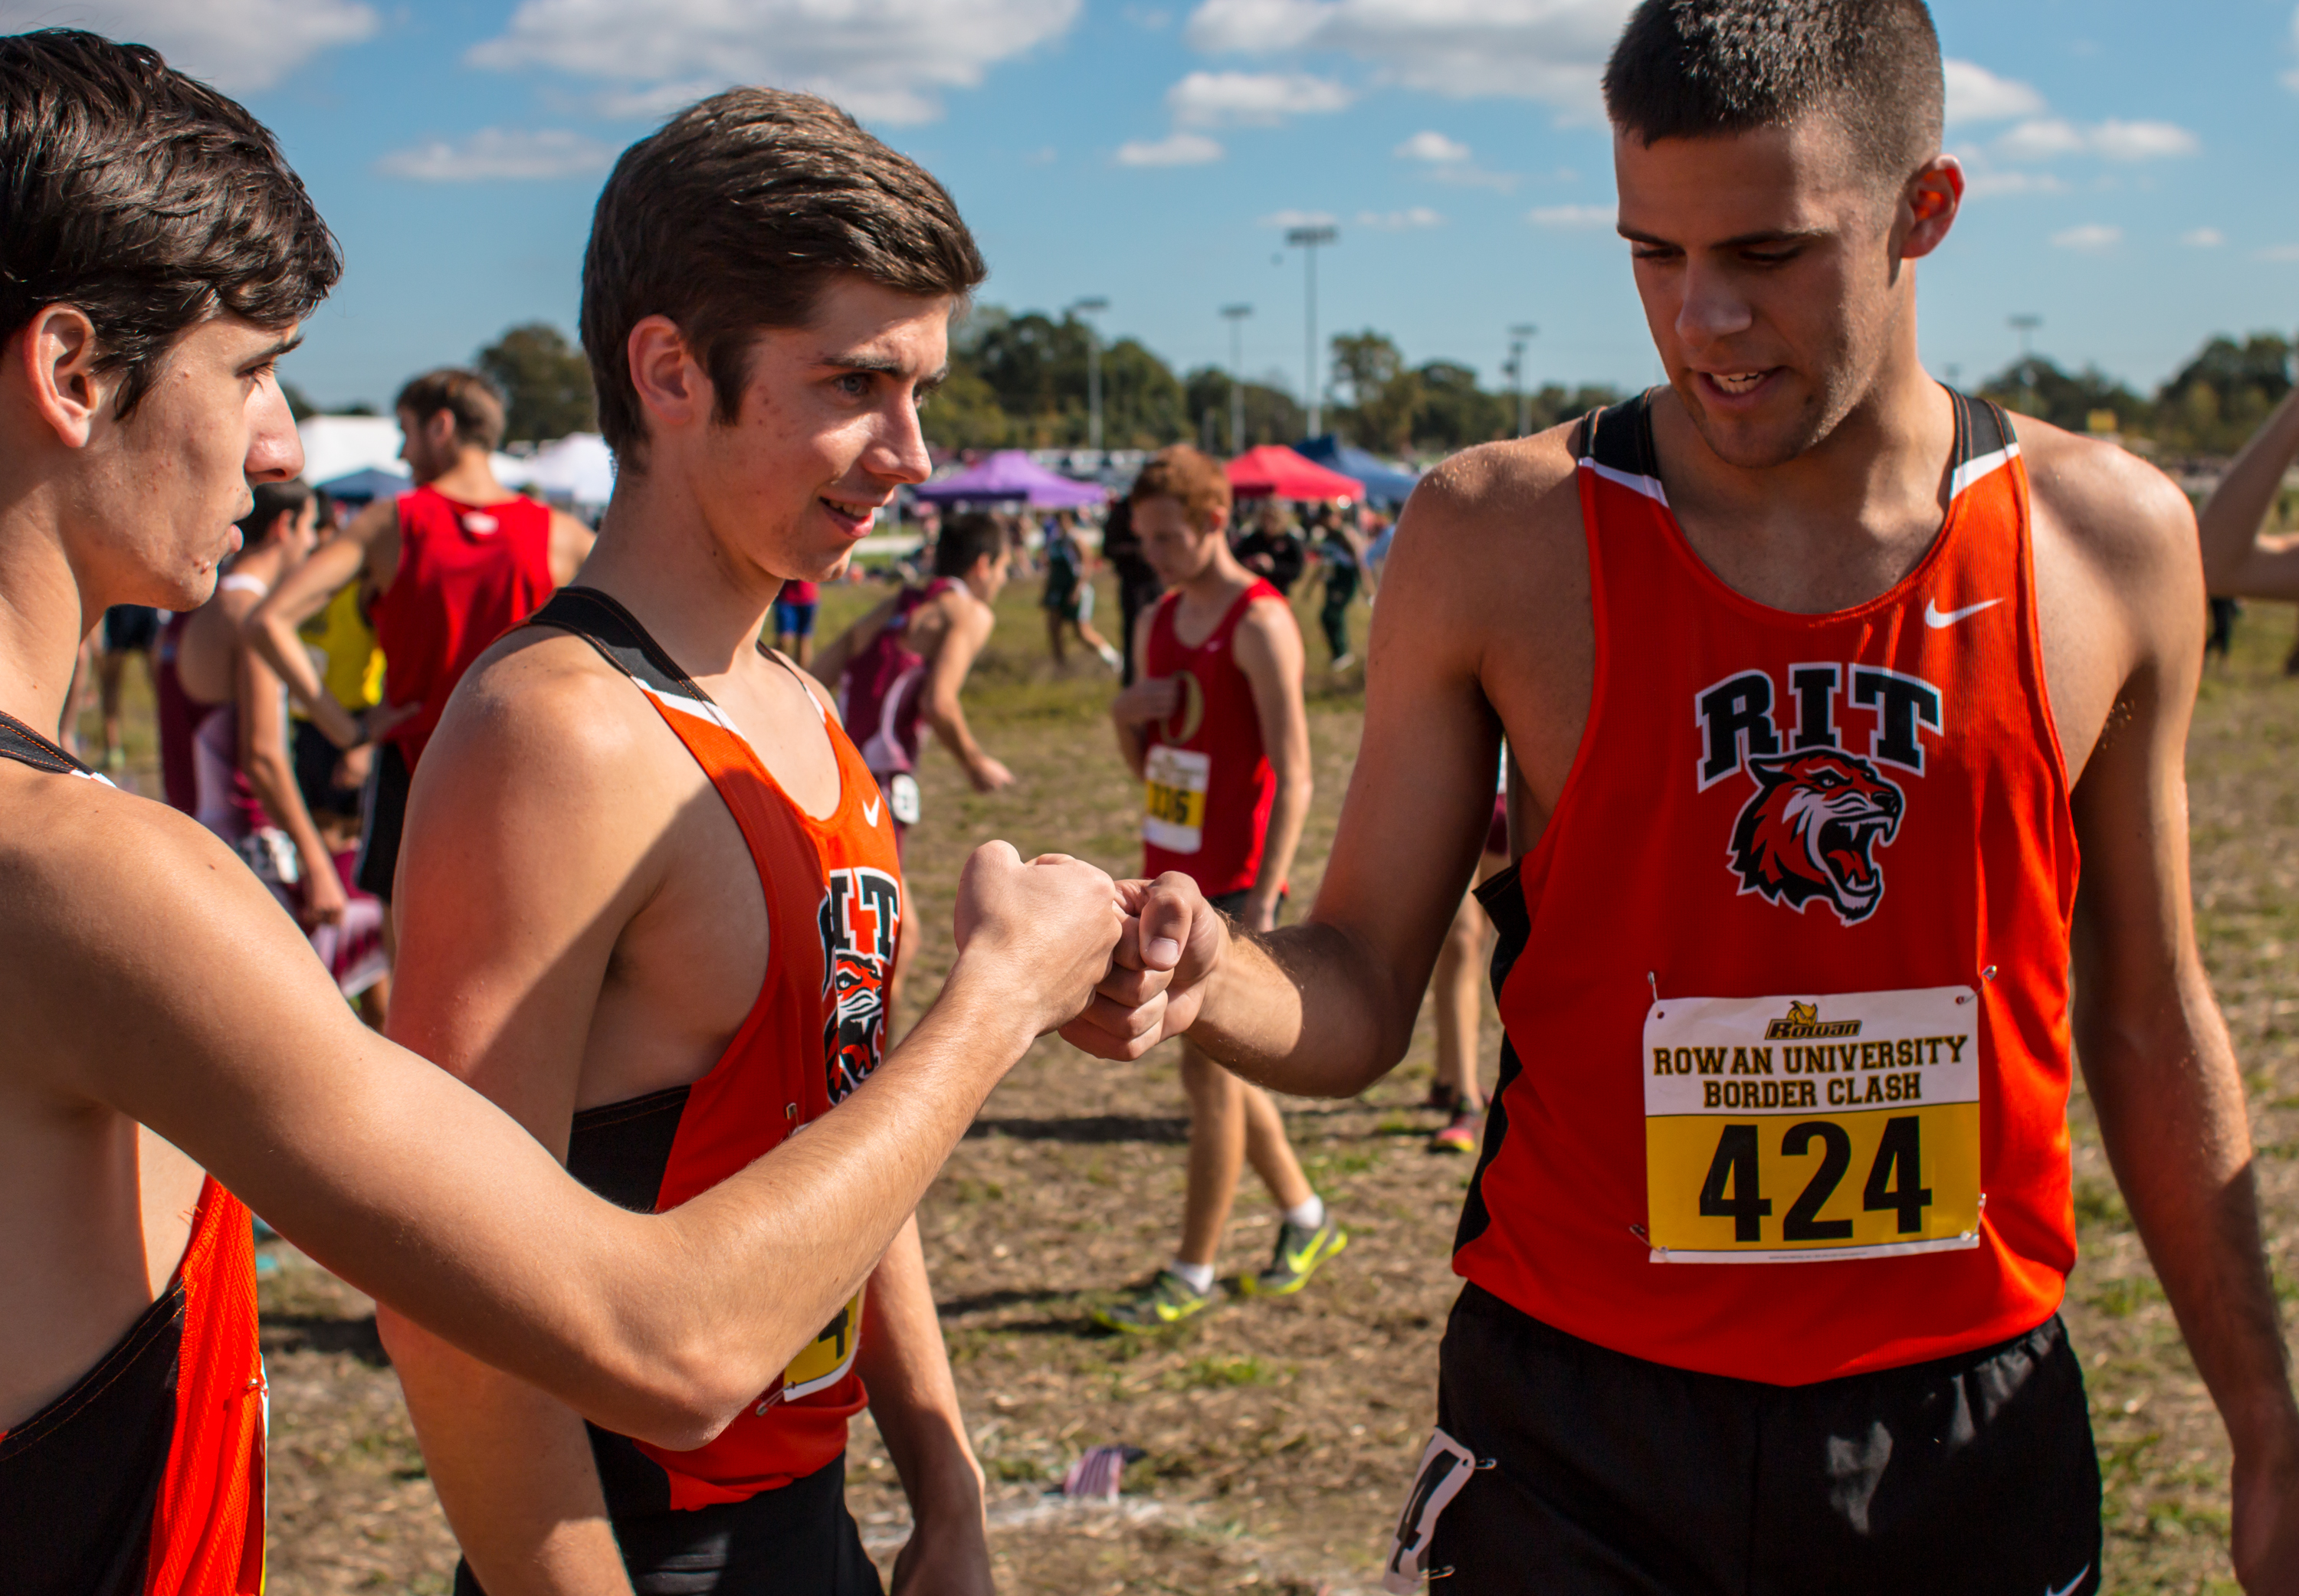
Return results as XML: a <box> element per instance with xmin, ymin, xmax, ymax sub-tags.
<box><xmin>1507</xmin><ymin>323</ymin><xmax>1538</xmax><ymax>437</ymax></box>
<box><xmin>1071</xmin><ymin>296</ymin><xmax>1109</xmax><ymax>453</ymax></box>
<box><xmin>1286</xmin><ymin>225</ymin><xmax>1338</xmax><ymax>438</ymax></box>
<box><xmin>1222</xmin><ymin>303</ymin><xmax>1252</xmax><ymax>454</ymax></box>
<box><xmin>2009</xmin><ymin>313</ymin><xmax>2041</xmax><ymax>362</ymax></box>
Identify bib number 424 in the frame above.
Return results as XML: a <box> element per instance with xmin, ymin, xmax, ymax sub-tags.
<box><xmin>1699</xmin><ymin>1116</ymin><xmax>1932</xmax><ymax>1243</ymax></box>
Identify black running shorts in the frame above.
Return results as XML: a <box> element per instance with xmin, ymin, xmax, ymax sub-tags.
<box><xmin>353</xmin><ymin>740</ymin><xmax>411</xmax><ymax>900</ymax></box>
<box><xmin>451</xmin><ymin>1456</ymin><xmax>882</xmax><ymax>1596</ymax></box>
<box><xmin>1422</xmin><ymin>1283</ymin><xmax>2101</xmax><ymax>1595</ymax></box>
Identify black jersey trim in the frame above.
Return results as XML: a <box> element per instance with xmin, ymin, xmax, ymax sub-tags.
<box><xmin>526</xmin><ymin>588</ymin><xmax>710</xmax><ymax>703</ymax></box>
<box><xmin>0</xmin><ymin>709</ymin><xmax>90</xmax><ymax>775</ymax></box>
<box><xmin>566</xmin><ymin>1083</ymin><xmax>691</xmax><ymax>1215</ymax></box>
<box><xmin>1455</xmin><ymin>862</ymin><xmax>1531</xmax><ymax>1255</ymax></box>
<box><xmin>1579</xmin><ymin>392</ymin><xmax>1659</xmax><ymax>480</ymax></box>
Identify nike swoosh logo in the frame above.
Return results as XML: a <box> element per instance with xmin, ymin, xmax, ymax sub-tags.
<box><xmin>2045</xmin><ymin>1563</ymin><xmax>2090</xmax><ymax>1596</ymax></box>
<box><xmin>863</xmin><ymin>799</ymin><xmax>881</xmax><ymax>827</ymax></box>
<box><xmin>1923</xmin><ymin>597</ymin><xmax>2004</xmax><ymax>628</ymax></box>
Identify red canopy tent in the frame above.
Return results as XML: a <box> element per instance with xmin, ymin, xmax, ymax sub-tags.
<box><xmin>1225</xmin><ymin>444</ymin><xmax>1365</xmax><ymax>502</ymax></box>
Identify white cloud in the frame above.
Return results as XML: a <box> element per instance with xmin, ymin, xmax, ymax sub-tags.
<box><xmin>1996</xmin><ymin>118</ymin><xmax>2087</xmax><ymax>161</ymax></box>
<box><xmin>1261</xmin><ymin>208</ymin><xmax>1338</xmax><ymax>228</ymax></box>
<box><xmin>1115</xmin><ymin>129</ymin><xmax>1225</xmax><ymax>165</ymax></box>
<box><xmin>0</xmin><ymin>0</ymin><xmax>378</xmax><ymax>91</ymax></box>
<box><xmin>1527</xmin><ymin>202</ymin><xmax>1613</xmax><ymax>228</ymax></box>
<box><xmin>1943</xmin><ymin>59</ymin><xmax>2045</xmax><ymax>125</ymax></box>
<box><xmin>2051</xmin><ymin>222</ymin><xmax>2121</xmax><ymax>252</ymax></box>
<box><xmin>467</xmin><ymin>0</ymin><xmax>1081</xmax><ymax>125</ymax></box>
<box><xmin>1356</xmin><ymin>206</ymin><xmax>1444</xmax><ymax>229</ymax></box>
<box><xmin>376</xmin><ymin>127</ymin><xmax>615</xmax><ymax>181</ymax></box>
<box><xmin>2183</xmin><ymin>227</ymin><xmax>2225</xmax><ymax>248</ymax></box>
<box><xmin>2257</xmin><ymin>243</ymin><xmax>2299</xmax><ymax>263</ymax></box>
<box><xmin>1169</xmin><ymin>70</ymin><xmax>1352</xmax><ymax>126</ymax></box>
<box><xmin>2087</xmin><ymin>118</ymin><xmax>2200</xmax><ymax>160</ymax></box>
<box><xmin>1956</xmin><ymin>164</ymin><xmax>2068</xmax><ymax>199</ymax></box>
<box><xmin>1395</xmin><ymin>129</ymin><xmax>1471</xmax><ymax>162</ymax></box>
<box><xmin>1186</xmin><ymin>0</ymin><xmax>1635</xmax><ymax>118</ymax></box>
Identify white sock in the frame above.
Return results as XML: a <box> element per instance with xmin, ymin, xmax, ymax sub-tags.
<box><xmin>1169</xmin><ymin>1257</ymin><xmax>1216</xmax><ymax>1296</ymax></box>
<box><xmin>1283</xmin><ymin>1195</ymin><xmax>1326</xmax><ymax>1231</ymax></box>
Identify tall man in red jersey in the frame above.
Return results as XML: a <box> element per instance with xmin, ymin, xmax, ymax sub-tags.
<box><xmin>0</xmin><ymin>31</ymin><xmax>1123</xmax><ymax>1596</ymax></box>
<box><xmin>1094</xmin><ymin>448</ymin><xmax>1343</xmax><ymax>1330</ymax></box>
<box><xmin>379</xmin><ymin>91</ymin><xmax>1018</xmax><ymax>1594</ymax></box>
<box><xmin>248</xmin><ymin>368</ymin><xmax>594</xmax><ymax>907</ymax></box>
<box><xmin>1068</xmin><ymin>2</ymin><xmax>2299</xmax><ymax>1589</ymax></box>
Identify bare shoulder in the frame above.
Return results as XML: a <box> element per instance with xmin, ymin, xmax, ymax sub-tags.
<box><xmin>2011</xmin><ymin>414</ymin><xmax>2198</xmax><ymax>591</ymax></box>
<box><xmin>423</xmin><ymin>628</ymin><xmax>668</xmax><ymax>809</ymax></box>
<box><xmin>1390</xmin><ymin>424</ymin><xmax>1583</xmax><ymax>581</ymax></box>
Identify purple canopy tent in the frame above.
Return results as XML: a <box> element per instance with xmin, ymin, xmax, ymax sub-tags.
<box><xmin>913</xmin><ymin>450</ymin><xmax>1107</xmax><ymax>508</ymax></box>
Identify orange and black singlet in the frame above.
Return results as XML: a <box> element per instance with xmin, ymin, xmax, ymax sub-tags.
<box><xmin>1455</xmin><ymin>392</ymin><xmax>2080</xmax><ymax>1385</ymax></box>
<box><xmin>1</xmin><ymin>711</ymin><xmax>266</xmax><ymax>1594</ymax></box>
<box><xmin>523</xmin><ymin>589</ymin><xmax>904</xmax><ymax>1512</ymax></box>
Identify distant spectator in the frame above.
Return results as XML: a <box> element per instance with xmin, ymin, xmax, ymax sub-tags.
<box><xmin>1233</xmin><ymin>500</ymin><xmax>1306</xmax><ymax>595</ymax></box>
<box><xmin>1101</xmin><ymin>496</ymin><xmax>1164</xmax><ymax>686</ymax></box>
<box><xmin>1041</xmin><ymin>509</ymin><xmax>1122</xmax><ymax>670</ymax></box>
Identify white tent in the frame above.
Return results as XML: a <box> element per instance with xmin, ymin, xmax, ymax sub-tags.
<box><xmin>296</xmin><ymin>414</ymin><xmax>525</xmax><ymax>493</ymax></box>
<box><xmin>508</xmin><ymin>433</ymin><xmax>616</xmax><ymax>510</ymax></box>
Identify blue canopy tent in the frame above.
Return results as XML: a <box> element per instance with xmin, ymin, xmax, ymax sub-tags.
<box><xmin>1293</xmin><ymin>435</ymin><xmax>1418</xmax><ymax>509</ymax></box>
<box><xmin>315</xmin><ymin>466</ymin><xmax>412</xmax><ymax>506</ymax></box>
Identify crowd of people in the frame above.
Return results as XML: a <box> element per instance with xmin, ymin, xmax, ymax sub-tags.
<box><xmin>11</xmin><ymin>3</ymin><xmax>2299</xmax><ymax>1595</ymax></box>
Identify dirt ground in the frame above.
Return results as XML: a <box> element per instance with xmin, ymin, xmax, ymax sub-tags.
<box><xmin>89</xmin><ymin>573</ymin><xmax>2299</xmax><ymax>1594</ymax></box>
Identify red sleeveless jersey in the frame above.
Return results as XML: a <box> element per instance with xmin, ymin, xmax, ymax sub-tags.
<box><xmin>1140</xmin><ymin>579</ymin><xmax>1286</xmax><ymax>897</ymax></box>
<box><xmin>526</xmin><ymin>588</ymin><xmax>903</xmax><ymax>1510</ymax></box>
<box><xmin>836</xmin><ymin>578</ymin><xmax>959</xmax><ymax>778</ymax></box>
<box><xmin>372</xmin><ymin>485</ymin><xmax>556</xmax><ymax>769</ymax></box>
<box><xmin>1455</xmin><ymin>392</ymin><xmax>2079</xmax><ymax>1385</ymax></box>
<box><xmin>0</xmin><ymin>716</ymin><xmax>267</xmax><ymax>1594</ymax></box>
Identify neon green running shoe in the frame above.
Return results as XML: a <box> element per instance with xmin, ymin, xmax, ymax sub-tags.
<box><xmin>1239</xmin><ymin>1213</ymin><xmax>1349</xmax><ymax>1298</ymax></box>
<box><xmin>1092</xmin><ymin>1269</ymin><xmax>1215</xmax><ymax>1332</ymax></box>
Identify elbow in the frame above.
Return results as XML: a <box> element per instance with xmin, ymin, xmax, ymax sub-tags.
<box><xmin>611</xmin><ymin>1349</ymin><xmax>756</xmax><ymax>1453</ymax></box>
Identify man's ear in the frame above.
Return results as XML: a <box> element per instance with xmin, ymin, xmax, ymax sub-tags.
<box><xmin>1897</xmin><ymin>155</ymin><xmax>1963</xmax><ymax>263</ymax></box>
<box><xmin>1206</xmin><ymin>505</ymin><xmax>1230</xmax><ymax>540</ymax></box>
<box><xmin>625</xmin><ymin>315</ymin><xmax>713</xmax><ymax>437</ymax></box>
<box><xmin>15</xmin><ymin>304</ymin><xmax>115</xmax><ymax>449</ymax></box>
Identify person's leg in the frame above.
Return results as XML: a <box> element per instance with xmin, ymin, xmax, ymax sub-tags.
<box><xmin>1177</xmin><ymin>1038</ymin><xmax>1249</xmax><ymax>1268</ymax></box>
<box><xmin>1320</xmin><ymin>590</ymin><xmax>1350</xmax><ymax>664</ymax></box>
<box><xmin>1238</xmin><ymin>1083</ymin><xmax>1313</xmax><ymax>1211</ymax></box>
<box><xmin>1432</xmin><ymin>887</ymin><xmax>1489</xmax><ymax>1113</ymax></box>
<box><xmin>1044</xmin><ymin>606</ymin><xmax>1066</xmax><ymax>665</ymax></box>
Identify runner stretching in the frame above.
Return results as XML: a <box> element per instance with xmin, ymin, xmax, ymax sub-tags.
<box><xmin>382</xmin><ymin>90</ymin><xmax>1013</xmax><ymax>1594</ymax></box>
<box><xmin>1070</xmin><ymin>1</ymin><xmax>2299</xmax><ymax>1588</ymax></box>
<box><xmin>247</xmin><ymin>367</ymin><xmax>594</xmax><ymax>910</ymax></box>
<box><xmin>0</xmin><ymin>33</ymin><xmax>1121</xmax><ymax>1592</ymax></box>
<box><xmin>1094</xmin><ymin>447</ymin><xmax>1343</xmax><ymax>1330</ymax></box>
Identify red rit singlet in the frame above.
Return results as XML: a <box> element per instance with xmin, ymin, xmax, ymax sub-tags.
<box><xmin>835</xmin><ymin>578</ymin><xmax>959</xmax><ymax>780</ymax></box>
<box><xmin>371</xmin><ymin>485</ymin><xmax>556</xmax><ymax>769</ymax></box>
<box><xmin>0</xmin><ymin>714</ymin><xmax>265</xmax><ymax>1594</ymax></box>
<box><xmin>1456</xmin><ymin>392</ymin><xmax>2079</xmax><ymax>1385</ymax></box>
<box><xmin>1140</xmin><ymin>579</ymin><xmax>1285</xmax><ymax>897</ymax></box>
<box><xmin>524</xmin><ymin>588</ymin><xmax>904</xmax><ymax>1511</ymax></box>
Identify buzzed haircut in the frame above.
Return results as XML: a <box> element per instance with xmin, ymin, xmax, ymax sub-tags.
<box><xmin>1602</xmin><ymin>0</ymin><xmax>1944</xmax><ymax>186</ymax></box>
<box><xmin>0</xmin><ymin>29</ymin><xmax>339</xmax><ymax>419</ymax></box>
<box><xmin>395</xmin><ymin>368</ymin><xmax>507</xmax><ymax>453</ymax></box>
<box><xmin>236</xmin><ymin>478</ymin><xmax>312</xmax><ymax>544</ymax></box>
<box><xmin>932</xmin><ymin>511</ymin><xmax>1008</xmax><ymax>578</ymax></box>
<box><xmin>582</xmin><ymin>87</ymin><xmax>986</xmax><ymax>470</ymax></box>
<box><xmin>1130</xmin><ymin>445</ymin><xmax>1233</xmax><ymax>532</ymax></box>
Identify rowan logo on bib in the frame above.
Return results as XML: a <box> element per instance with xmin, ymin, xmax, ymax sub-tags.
<box><xmin>818</xmin><ymin>867</ymin><xmax>900</xmax><ymax>1103</ymax></box>
<box><xmin>1694</xmin><ymin>663</ymin><xmax>1944</xmax><ymax>926</ymax></box>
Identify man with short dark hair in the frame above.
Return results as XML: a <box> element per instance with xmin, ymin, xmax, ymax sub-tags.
<box><xmin>1071</xmin><ymin>1</ymin><xmax>2299</xmax><ymax>1588</ymax></box>
<box><xmin>247</xmin><ymin>366</ymin><xmax>595</xmax><ymax>907</ymax></box>
<box><xmin>381</xmin><ymin>90</ymin><xmax>1025</xmax><ymax>1594</ymax></box>
<box><xmin>0</xmin><ymin>34</ymin><xmax>1122</xmax><ymax>1594</ymax></box>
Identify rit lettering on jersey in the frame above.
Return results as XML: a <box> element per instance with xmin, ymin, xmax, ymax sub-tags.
<box><xmin>817</xmin><ymin>867</ymin><xmax>900</xmax><ymax>1103</ymax></box>
<box><xmin>1693</xmin><ymin>663</ymin><xmax>1945</xmax><ymax>926</ymax></box>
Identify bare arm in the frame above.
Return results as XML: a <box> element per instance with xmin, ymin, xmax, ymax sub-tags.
<box><xmin>11</xmin><ymin>780</ymin><xmax>1119</xmax><ymax>1451</ymax></box>
<box><xmin>812</xmin><ymin>591</ymin><xmax>903</xmax><ymax>688</ymax></box>
<box><xmin>1109</xmin><ymin>614</ymin><xmax>1170</xmax><ymax>782</ymax></box>
<box><xmin>860</xmin><ymin>1218</ymin><xmax>991</xmax><ymax>1596</ymax></box>
<box><xmin>2199</xmin><ymin>388</ymin><xmax>2299</xmax><ymax>600</ymax></box>
<box><xmin>920</xmin><ymin>595</ymin><xmax>1008</xmax><ymax>791</ymax></box>
<box><xmin>235</xmin><ymin>634</ymin><xmax>346</xmax><ymax>928</ymax></box>
<box><xmin>1232</xmin><ymin>599</ymin><xmax>1312</xmax><ymax>932</ymax></box>
<box><xmin>246</xmin><ymin>499</ymin><xmax>392</xmax><ymax>748</ymax></box>
<box><xmin>2057</xmin><ymin>461</ymin><xmax>2299</xmax><ymax>1586</ymax></box>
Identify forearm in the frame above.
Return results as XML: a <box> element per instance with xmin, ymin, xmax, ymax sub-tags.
<box><xmin>2084</xmin><ymin>972</ymin><xmax>2298</xmax><ymax>1460</ymax></box>
<box><xmin>386</xmin><ymin>1322</ymin><xmax>633</xmax><ymax>1596</ymax></box>
<box><xmin>1112</xmin><ymin>717</ymin><xmax>1148</xmax><ymax>781</ymax></box>
<box><xmin>859</xmin><ymin>1217</ymin><xmax>984</xmax><ymax>1522</ymax></box>
<box><xmin>243</xmin><ymin>746</ymin><xmax>336</xmax><ymax>890</ymax></box>
<box><xmin>1250</xmin><ymin>773</ymin><xmax>1312</xmax><ymax>906</ymax></box>
<box><xmin>1187</xmin><ymin>918</ymin><xmax>1410</xmax><ymax>1098</ymax></box>
<box><xmin>926</xmin><ymin>700</ymin><xmax>986</xmax><ymax>769</ymax></box>
<box><xmin>2201</xmin><ymin>388</ymin><xmax>2299</xmax><ymax>595</ymax></box>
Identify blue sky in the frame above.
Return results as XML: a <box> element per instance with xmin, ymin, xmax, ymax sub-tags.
<box><xmin>11</xmin><ymin>0</ymin><xmax>2295</xmax><ymax>413</ymax></box>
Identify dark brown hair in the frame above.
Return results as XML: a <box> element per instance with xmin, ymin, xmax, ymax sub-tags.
<box><xmin>395</xmin><ymin>367</ymin><xmax>507</xmax><ymax>453</ymax></box>
<box><xmin>0</xmin><ymin>29</ymin><xmax>339</xmax><ymax>418</ymax></box>
<box><xmin>1602</xmin><ymin>0</ymin><xmax>1943</xmax><ymax>185</ymax></box>
<box><xmin>582</xmin><ymin>87</ymin><xmax>986</xmax><ymax>470</ymax></box>
<box><xmin>236</xmin><ymin>477</ymin><xmax>312</xmax><ymax>545</ymax></box>
<box><xmin>931</xmin><ymin>511</ymin><xmax>1009</xmax><ymax>578</ymax></box>
<box><xmin>1130</xmin><ymin>445</ymin><xmax>1233</xmax><ymax>532</ymax></box>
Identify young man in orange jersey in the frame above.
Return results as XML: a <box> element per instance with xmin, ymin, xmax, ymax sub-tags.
<box><xmin>248</xmin><ymin>367</ymin><xmax>594</xmax><ymax>913</ymax></box>
<box><xmin>378</xmin><ymin>92</ymin><xmax>1019</xmax><ymax>1595</ymax></box>
<box><xmin>1092</xmin><ymin>449</ymin><xmax>1343</xmax><ymax>1330</ymax></box>
<box><xmin>0</xmin><ymin>32</ymin><xmax>1121</xmax><ymax>1594</ymax></box>
<box><xmin>1068</xmin><ymin>2</ymin><xmax>2299</xmax><ymax>1590</ymax></box>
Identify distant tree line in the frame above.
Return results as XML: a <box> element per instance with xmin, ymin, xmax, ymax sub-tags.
<box><xmin>286</xmin><ymin>317</ymin><xmax>2299</xmax><ymax>466</ymax></box>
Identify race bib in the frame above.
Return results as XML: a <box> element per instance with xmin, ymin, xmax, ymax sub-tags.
<box><xmin>887</xmin><ymin>771</ymin><xmax>921</xmax><ymax>826</ymax></box>
<box><xmin>1143</xmin><ymin>745</ymin><xmax>1210</xmax><ymax>854</ymax></box>
<box><xmin>1643</xmin><ymin>987</ymin><xmax>1982</xmax><ymax>1263</ymax></box>
<box><xmin>762</xmin><ymin>1290</ymin><xmax>865</xmax><ymax>1410</ymax></box>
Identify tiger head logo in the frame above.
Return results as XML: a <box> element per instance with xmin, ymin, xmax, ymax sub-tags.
<box><xmin>1727</xmin><ymin>749</ymin><xmax>1904</xmax><ymax>924</ymax></box>
<box><xmin>823</xmin><ymin>950</ymin><xmax>887</xmax><ymax>1105</ymax></box>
